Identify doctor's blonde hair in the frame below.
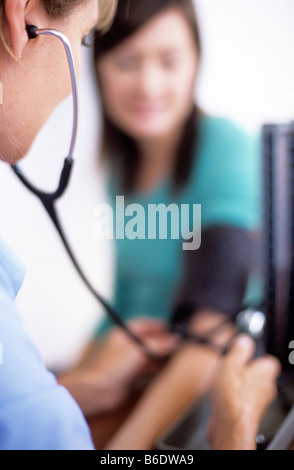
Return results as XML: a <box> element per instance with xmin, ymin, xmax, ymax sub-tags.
<box><xmin>0</xmin><ymin>0</ymin><xmax>117</xmax><ymax>56</ymax></box>
<box><xmin>43</xmin><ymin>0</ymin><xmax>117</xmax><ymax>30</ymax></box>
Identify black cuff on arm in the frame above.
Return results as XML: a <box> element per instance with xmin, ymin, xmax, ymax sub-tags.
<box><xmin>171</xmin><ymin>225</ymin><xmax>254</xmax><ymax>326</ymax></box>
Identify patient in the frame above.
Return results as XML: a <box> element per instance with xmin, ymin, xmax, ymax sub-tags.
<box><xmin>59</xmin><ymin>0</ymin><xmax>272</xmax><ymax>449</ymax></box>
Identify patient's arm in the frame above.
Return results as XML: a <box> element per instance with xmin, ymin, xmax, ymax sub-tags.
<box><xmin>58</xmin><ymin>318</ymin><xmax>177</xmax><ymax>417</ymax></box>
<box><xmin>104</xmin><ymin>310</ymin><xmax>234</xmax><ymax>450</ymax></box>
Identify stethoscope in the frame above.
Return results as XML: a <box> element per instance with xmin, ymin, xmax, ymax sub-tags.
<box><xmin>11</xmin><ymin>26</ymin><xmax>265</xmax><ymax>360</ymax></box>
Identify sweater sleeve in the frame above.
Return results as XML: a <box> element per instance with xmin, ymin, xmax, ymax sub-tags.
<box><xmin>195</xmin><ymin>117</ymin><xmax>262</xmax><ymax>232</ymax></box>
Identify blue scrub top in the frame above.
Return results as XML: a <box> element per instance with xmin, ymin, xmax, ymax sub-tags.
<box><xmin>0</xmin><ymin>237</ymin><xmax>94</xmax><ymax>450</ymax></box>
<box><xmin>96</xmin><ymin>115</ymin><xmax>262</xmax><ymax>336</ymax></box>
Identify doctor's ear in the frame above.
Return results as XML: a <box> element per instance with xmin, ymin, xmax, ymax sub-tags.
<box><xmin>3</xmin><ymin>0</ymin><xmax>40</xmax><ymax>58</ymax></box>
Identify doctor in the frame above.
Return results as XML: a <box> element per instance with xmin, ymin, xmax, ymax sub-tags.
<box><xmin>0</xmin><ymin>0</ymin><xmax>168</xmax><ymax>450</ymax></box>
<box><xmin>0</xmin><ymin>0</ymin><xmax>182</xmax><ymax>450</ymax></box>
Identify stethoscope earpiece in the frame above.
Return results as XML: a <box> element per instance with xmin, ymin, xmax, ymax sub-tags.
<box><xmin>26</xmin><ymin>24</ymin><xmax>38</xmax><ymax>39</ymax></box>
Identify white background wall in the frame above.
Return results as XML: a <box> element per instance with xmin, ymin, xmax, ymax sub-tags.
<box><xmin>0</xmin><ymin>0</ymin><xmax>294</xmax><ymax>370</ymax></box>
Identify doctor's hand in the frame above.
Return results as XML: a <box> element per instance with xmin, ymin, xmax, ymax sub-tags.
<box><xmin>58</xmin><ymin>318</ymin><xmax>178</xmax><ymax>417</ymax></box>
<box><xmin>207</xmin><ymin>335</ymin><xmax>281</xmax><ymax>450</ymax></box>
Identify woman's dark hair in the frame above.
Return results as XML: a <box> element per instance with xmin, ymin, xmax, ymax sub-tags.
<box><xmin>94</xmin><ymin>0</ymin><xmax>202</xmax><ymax>194</ymax></box>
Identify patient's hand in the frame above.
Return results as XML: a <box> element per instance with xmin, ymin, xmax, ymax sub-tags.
<box><xmin>58</xmin><ymin>318</ymin><xmax>178</xmax><ymax>416</ymax></box>
<box><xmin>96</xmin><ymin>318</ymin><xmax>178</xmax><ymax>387</ymax></box>
<box><xmin>208</xmin><ymin>335</ymin><xmax>281</xmax><ymax>450</ymax></box>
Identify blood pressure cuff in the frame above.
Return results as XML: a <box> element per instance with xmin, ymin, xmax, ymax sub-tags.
<box><xmin>171</xmin><ymin>225</ymin><xmax>254</xmax><ymax>326</ymax></box>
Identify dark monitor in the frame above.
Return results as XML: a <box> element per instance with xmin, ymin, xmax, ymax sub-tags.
<box><xmin>262</xmin><ymin>122</ymin><xmax>294</xmax><ymax>370</ymax></box>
